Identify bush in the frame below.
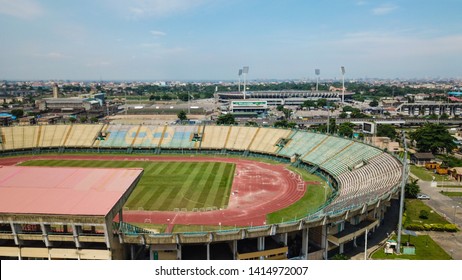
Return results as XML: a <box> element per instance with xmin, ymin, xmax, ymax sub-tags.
<box><xmin>331</xmin><ymin>254</ymin><xmax>350</xmax><ymax>260</ymax></box>
<box><xmin>419</xmin><ymin>210</ymin><xmax>429</xmax><ymax>219</ymax></box>
<box><xmin>406</xmin><ymin>223</ymin><xmax>458</xmax><ymax>232</ymax></box>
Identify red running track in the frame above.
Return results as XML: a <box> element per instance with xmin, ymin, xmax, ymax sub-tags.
<box><xmin>0</xmin><ymin>155</ymin><xmax>308</xmax><ymax>231</ymax></box>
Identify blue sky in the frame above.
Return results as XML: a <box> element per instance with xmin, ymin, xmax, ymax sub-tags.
<box><xmin>1</xmin><ymin>0</ymin><xmax>462</xmax><ymax>80</ymax></box>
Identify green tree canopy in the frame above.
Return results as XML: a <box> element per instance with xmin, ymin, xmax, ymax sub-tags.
<box><xmin>405</xmin><ymin>178</ymin><xmax>420</xmax><ymax>198</ymax></box>
<box><xmin>337</xmin><ymin>122</ymin><xmax>355</xmax><ymax>138</ymax></box>
<box><xmin>409</xmin><ymin>123</ymin><xmax>457</xmax><ymax>154</ymax></box>
<box><xmin>216</xmin><ymin>113</ymin><xmax>235</xmax><ymax>125</ymax></box>
<box><xmin>10</xmin><ymin>109</ymin><xmax>24</xmax><ymax>118</ymax></box>
<box><xmin>177</xmin><ymin>110</ymin><xmax>188</xmax><ymax>121</ymax></box>
<box><xmin>317</xmin><ymin>98</ymin><xmax>327</xmax><ymax>108</ymax></box>
<box><xmin>302</xmin><ymin>100</ymin><xmax>316</xmax><ymax>108</ymax></box>
<box><xmin>376</xmin><ymin>124</ymin><xmax>397</xmax><ymax>140</ymax></box>
<box><xmin>369</xmin><ymin>99</ymin><xmax>379</xmax><ymax>107</ymax></box>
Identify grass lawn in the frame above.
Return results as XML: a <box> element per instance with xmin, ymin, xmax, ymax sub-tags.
<box><xmin>410</xmin><ymin>165</ymin><xmax>447</xmax><ymax>181</ymax></box>
<box><xmin>404</xmin><ymin>199</ymin><xmax>450</xmax><ymax>227</ymax></box>
<box><xmin>371</xmin><ymin>234</ymin><xmax>452</xmax><ymax>260</ymax></box>
<box><xmin>440</xmin><ymin>191</ymin><xmax>462</xmax><ymax>197</ymax></box>
<box><xmin>20</xmin><ymin>160</ymin><xmax>235</xmax><ymax>211</ymax></box>
<box><xmin>267</xmin><ymin>166</ymin><xmax>330</xmax><ymax>224</ymax></box>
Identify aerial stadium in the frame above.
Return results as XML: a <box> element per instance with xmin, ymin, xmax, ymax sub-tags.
<box><xmin>0</xmin><ymin>123</ymin><xmax>404</xmax><ymax>260</ymax></box>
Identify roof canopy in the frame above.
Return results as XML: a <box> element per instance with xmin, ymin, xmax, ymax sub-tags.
<box><xmin>0</xmin><ymin>166</ymin><xmax>143</xmax><ymax>217</ymax></box>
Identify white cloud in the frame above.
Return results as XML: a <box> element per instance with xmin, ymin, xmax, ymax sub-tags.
<box><xmin>372</xmin><ymin>3</ymin><xmax>398</xmax><ymax>15</ymax></box>
<box><xmin>112</xmin><ymin>0</ymin><xmax>208</xmax><ymax>19</ymax></box>
<box><xmin>47</xmin><ymin>52</ymin><xmax>67</xmax><ymax>59</ymax></box>
<box><xmin>0</xmin><ymin>0</ymin><xmax>44</xmax><ymax>19</ymax></box>
<box><xmin>150</xmin><ymin>30</ymin><xmax>167</xmax><ymax>37</ymax></box>
<box><xmin>356</xmin><ymin>1</ymin><xmax>368</xmax><ymax>6</ymax></box>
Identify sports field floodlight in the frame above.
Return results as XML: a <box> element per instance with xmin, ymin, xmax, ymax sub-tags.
<box><xmin>315</xmin><ymin>69</ymin><xmax>320</xmax><ymax>92</ymax></box>
<box><xmin>341</xmin><ymin>66</ymin><xmax>346</xmax><ymax>103</ymax></box>
<box><xmin>396</xmin><ymin>130</ymin><xmax>408</xmax><ymax>255</ymax></box>
<box><xmin>238</xmin><ymin>69</ymin><xmax>243</xmax><ymax>92</ymax></box>
<box><xmin>242</xmin><ymin>66</ymin><xmax>249</xmax><ymax>100</ymax></box>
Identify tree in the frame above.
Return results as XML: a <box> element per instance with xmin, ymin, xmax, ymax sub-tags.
<box><xmin>317</xmin><ymin>98</ymin><xmax>327</xmax><ymax>108</ymax></box>
<box><xmin>377</xmin><ymin>124</ymin><xmax>397</xmax><ymax>140</ymax></box>
<box><xmin>302</xmin><ymin>100</ymin><xmax>316</xmax><ymax>109</ymax></box>
<box><xmin>337</xmin><ymin>122</ymin><xmax>355</xmax><ymax>138</ymax></box>
<box><xmin>216</xmin><ymin>114</ymin><xmax>235</xmax><ymax>125</ymax></box>
<box><xmin>369</xmin><ymin>99</ymin><xmax>379</xmax><ymax>107</ymax></box>
<box><xmin>440</xmin><ymin>113</ymin><xmax>449</xmax><ymax>120</ymax></box>
<box><xmin>282</xmin><ymin>108</ymin><xmax>292</xmax><ymax>119</ymax></box>
<box><xmin>10</xmin><ymin>109</ymin><xmax>24</xmax><ymax>119</ymax></box>
<box><xmin>409</xmin><ymin>123</ymin><xmax>457</xmax><ymax>154</ymax></box>
<box><xmin>177</xmin><ymin>110</ymin><xmax>188</xmax><ymax>121</ymax></box>
<box><xmin>405</xmin><ymin>178</ymin><xmax>420</xmax><ymax>198</ymax></box>
<box><xmin>276</xmin><ymin>105</ymin><xmax>284</xmax><ymax>111</ymax></box>
<box><xmin>80</xmin><ymin>116</ymin><xmax>88</xmax><ymax>123</ymax></box>
<box><xmin>69</xmin><ymin>117</ymin><xmax>77</xmax><ymax>123</ymax></box>
<box><xmin>90</xmin><ymin>117</ymin><xmax>99</xmax><ymax>123</ymax></box>
<box><xmin>274</xmin><ymin>120</ymin><xmax>289</xmax><ymax>128</ymax></box>
<box><xmin>339</xmin><ymin>112</ymin><xmax>348</xmax><ymax>118</ymax></box>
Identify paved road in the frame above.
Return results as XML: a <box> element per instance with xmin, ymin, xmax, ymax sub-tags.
<box><xmin>347</xmin><ymin>174</ymin><xmax>462</xmax><ymax>260</ymax></box>
<box><xmin>412</xmin><ymin>174</ymin><xmax>462</xmax><ymax>226</ymax></box>
<box><xmin>411</xmin><ymin>173</ymin><xmax>462</xmax><ymax>259</ymax></box>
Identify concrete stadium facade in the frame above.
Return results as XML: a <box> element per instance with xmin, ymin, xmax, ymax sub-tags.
<box><xmin>0</xmin><ymin>124</ymin><xmax>405</xmax><ymax>260</ymax></box>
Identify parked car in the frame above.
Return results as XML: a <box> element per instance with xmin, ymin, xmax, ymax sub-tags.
<box><xmin>417</xmin><ymin>193</ymin><xmax>431</xmax><ymax>200</ymax></box>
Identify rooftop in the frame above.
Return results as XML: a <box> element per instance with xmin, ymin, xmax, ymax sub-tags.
<box><xmin>0</xmin><ymin>166</ymin><xmax>143</xmax><ymax>217</ymax></box>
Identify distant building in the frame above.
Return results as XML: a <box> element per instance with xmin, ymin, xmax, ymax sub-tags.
<box><xmin>411</xmin><ymin>152</ymin><xmax>435</xmax><ymax>165</ymax></box>
<box><xmin>37</xmin><ymin>98</ymin><xmax>102</xmax><ymax>113</ymax></box>
<box><xmin>52</xmin><ymin>83</ymin><xmax>59</xmax><ymax>99</ymax></box>
<box><xmin>229</xmin><ymin>100</ymin><xmax>268</xmax><ymax>118</ymax></box>
<box><xmin>217</xmin><ymin>90</ymin><xmax>353</xmax><ymax>106</ymax></box>
<box><xmin>369</xmin><ymin>137</ymin><xmax>400</xmax><ymax>153</ymax></box>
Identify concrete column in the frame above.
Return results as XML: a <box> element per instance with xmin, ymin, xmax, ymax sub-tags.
<box><xmin>206</xmin><ymin>243</ymin><xmax>210</xmax><ymax>260</ymax></box>
<box><xmin>149</xmin><ymin>246</ymin><xmax>154</xmax><ymax>260</ymax></box>
<box><xmin>353</xmin><ymin>237</ymin><xmax>357</xmax><ymax>247</ymax></box>
<box><xmin>72</xmin><ymin>224</ymin><xmax>81</xmax><ymax>248</ymax></box>
<box><xmin>301</xmin><ymin>228</ymin><xmax>309</xmax><ymax>260</ymax></box>
<box><xmin>103</xmin><ymin>223</ymin><xmax>111</xmax><ymax>249</ymax></box>
<box><xmin>232</xmin><ymin>240</ymin><xmax>237</xmax><ymax>260</ymax></box>
<box><xmin>257</xmin><ymin>237</ymin><xmax>265</xmax><ymax>260</ymax></box>
<box><xmin>40</xmin><ymin>223</ymin><xmax>51</xmax><ymax>247</ymax></box>
<box><xmin>119</xmin><ymin>209</ymin><xmax>123</xmax><ymax>223</ymax></box>
<box><xmin>339</xmin><ymin>243</ymin><xmax>344</xmax><ymax>254</ymax></box>
<box><xmin>10</xmin><ymin>222</ymin><xmax>22</xmax><ymax>246</ymax></box>
<box><xmin>130</xmin><ymin>245</ymin><xmax>135</xmax><ymax>260</ymax></box>
<box><xmin>177</xmin><ymin>244</ymin><xmax>182</xmax><ymax>260</ymax></box>
<box><xmin>364</xmin><ymin>228</ymin><xmax>368</xmax><ymax>260</ymax></box>
<box><xmin>322</xmin><ymin>225</ymin><xmax>328</xmax><ymax>260</ymax></box>
<box><xmin>283</xmin><ymin>233</ymin><xmax>288</xmax><ymax>246</ymax></box>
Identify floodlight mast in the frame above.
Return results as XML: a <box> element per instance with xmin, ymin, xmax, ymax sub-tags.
<box><xmin>315</xmin><ymin>69</ymin><xmax>320</xmax><ymax>92</ymax></box>
<box><xmin>396</xmin><ymin>130</ymin><xmax>408</xmax><ymax>254</ymax></box>
<box><xmin>242</xmin><ymin>66</ymin><xmax>249</xmax><ymax>100</ymax></box>
<box><xmin>238</xmin><ymin>69</ymin><xmax>242</xmax><ymax>92</ymax></box>
<box><xmin>341</xmin><ymin>66</ymin><xmax>345</xmax><ymax>104</ymax></box>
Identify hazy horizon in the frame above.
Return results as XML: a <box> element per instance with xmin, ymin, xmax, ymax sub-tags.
<box><xmin>1</xmin><ymin>0</ymin><xmax>462</xmax><ymax>81</ymax></box>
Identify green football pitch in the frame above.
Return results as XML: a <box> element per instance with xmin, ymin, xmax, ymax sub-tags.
<box><xmin>20</xmin><ymin>160</ymin><xmax>236</xmax><ymax>211</ymax></box>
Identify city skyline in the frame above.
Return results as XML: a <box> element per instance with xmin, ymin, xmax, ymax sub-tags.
<box><xmin>1</xmin><ymin>0</ymin><xmax>462</xmax><ymax>81</ymax></box>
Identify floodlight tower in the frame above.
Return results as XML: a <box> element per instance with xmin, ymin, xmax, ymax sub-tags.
<box><xmin>315</xmin><ymin>69</ymin><xmax>320</xmax><ymax>92</ymax></box>
<box><xmin>242</xmin><ymin>66</ymin><xmax>249</xmax><ymax>100</ymax></box>
<box><xmin>341</xmin><ymin>66</ymin><xmax>346</xmax><ymax>104</ymax></box>
<box><xmin>396</xmin><ymin>130</ymin><xmax>408</xmax><ymax>255</ymax></box>
<box><xmin>238</xmin><ymin>69</ymin><xmax>243</xmax><ymax>92</ymax></box>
